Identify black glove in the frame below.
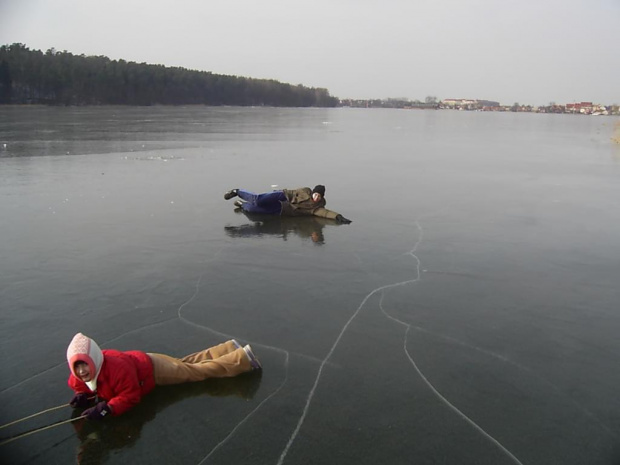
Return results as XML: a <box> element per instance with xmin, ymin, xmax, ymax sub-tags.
<box><xmin>70</xmin><ymin>393</ymin><xmax>91</xmax><ymax>408</ymax></box>
<box><xmin>335</xmin><ymin>215</ymin><xmax>352</xmax><ymax>224</ymax></box>
<box><xmin>83</xmin><ymin>401</ymin><xmax>112</xmax><ymax>421</ymax></box>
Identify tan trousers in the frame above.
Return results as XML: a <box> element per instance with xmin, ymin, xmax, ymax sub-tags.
<box><xmin>148</xmin><ymin>340</ymin><xmax>252</xmax><ymax>386</ymax></box>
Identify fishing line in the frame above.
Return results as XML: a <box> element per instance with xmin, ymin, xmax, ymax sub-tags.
<box><xmin>0</xmin><ymin>415</ymin><xmax>85</xmax><ymax>446</ymax></box>
<box><xmin>0</xmin><ymin>403</ymin><xmax>70</xmax><ymax>430</ymax></box>
<box><xmin>1</xmin><ymin>394</ymin><xmax>97</xmax><ymax>447</ymax></box>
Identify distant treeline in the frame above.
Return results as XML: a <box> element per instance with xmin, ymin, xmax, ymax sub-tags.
<box><xmin>0</xmin><ymin>43</ymin><xmax>339</xmax><ymax>107</ymax></box>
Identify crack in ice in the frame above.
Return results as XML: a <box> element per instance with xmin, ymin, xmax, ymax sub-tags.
<box><xmin>277</xmin><ymin>220</ymin><xmax>526</xmax><ymax>465</ymax></box>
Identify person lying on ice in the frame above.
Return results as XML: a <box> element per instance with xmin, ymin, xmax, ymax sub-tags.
<box><xmin>224</xmin><ymin>185</ymin><xmax>352</xmax><ymax>224</ymax></box>
<box><xmin>67</xmin><ymin>332</ymin><xmax>261</xmax><ymax>420</ymax></box>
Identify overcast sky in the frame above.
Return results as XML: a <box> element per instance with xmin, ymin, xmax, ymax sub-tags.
<box><xmin>1</xmin><ymin>0</ymin><xmax>618</xmax><ymax>105</ymax></box>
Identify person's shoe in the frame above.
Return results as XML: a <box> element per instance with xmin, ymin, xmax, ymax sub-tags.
<box><xmin>224</xmin><ymin>189</ymin><xmax>238</xmax><ymax>200</ymax></box>
<box><xmin>234</xmin><ymin>200</ymin><xmax>244</xmax><ymax>208</ymax></box>
<box><xmin>243</xmin><ymin>344</ymin><xmax>262</xmax><ymax>370</ymax></box>
<box><xmin>231</xmin><ymin>339</ymin><xmax>242</xmax><ymax>350</ymax></box>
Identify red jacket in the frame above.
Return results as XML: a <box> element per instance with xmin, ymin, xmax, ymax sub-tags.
<box><xmin>68</xmin><ymin>349</ymin><xmax>156</xmax><ymax>416</ymax></box>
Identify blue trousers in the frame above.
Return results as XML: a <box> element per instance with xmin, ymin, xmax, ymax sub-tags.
<box><xmin>237</xmin><ymin>189</ymin><xmax>286</xmax><ymax>215</ymax></box>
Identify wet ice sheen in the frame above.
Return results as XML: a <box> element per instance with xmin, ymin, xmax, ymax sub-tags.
<box><xmin>1</xmin><ymin>106</ymin><xmax>619</xmax><ymax>465</ymax></box>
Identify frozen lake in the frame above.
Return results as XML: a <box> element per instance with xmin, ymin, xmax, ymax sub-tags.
<box><xmin>1</xmin><ymin>106</ymin><xmax>620</xmax><ymax>464</ymax></box>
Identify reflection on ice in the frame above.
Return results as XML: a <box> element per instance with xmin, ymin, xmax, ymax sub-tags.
<box><xmin>71</xmin><ymin>374</ymin><xmax>262</xmax><ymax>465</ymax></box>
<box><xmin>225</xmin><ymin>212</ymin><xmax>344</xmax><ymax>245</ymax></box>
<box><xmin>2</xmin><ymin>106</ymin><xmax>619</xmax><ymax>465</ymax></box>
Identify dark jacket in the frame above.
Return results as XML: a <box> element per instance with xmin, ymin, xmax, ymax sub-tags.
<box><xmin>281</xmin><ymin>187</ymin><xmax>340</xmax><ymax>218</ymax></box>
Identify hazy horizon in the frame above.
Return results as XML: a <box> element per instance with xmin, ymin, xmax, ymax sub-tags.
<box><xmin>1</xmin><ymin>0</ymin><xmax>618</xmax><ymax>106</ymax></box>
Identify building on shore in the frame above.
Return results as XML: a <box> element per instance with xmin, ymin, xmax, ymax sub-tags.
<box><xmin>440</xmin><ymin>99</ymin><xmax>500</xmax><ymax>110</ymax></box>
<box><xmin>338</xmin><ymin>98</ymin><xmax>617</xmax><ymax>115</ymax></box>
<box><xmin>440</xmin><ymin>99</ymin><xmax>616</xmax><ymax>115</ymax></box>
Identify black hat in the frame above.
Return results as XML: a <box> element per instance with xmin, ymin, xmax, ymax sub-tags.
<box><xmin>312</xmin><ymin>185</ymin><xmax>326</xmax><ymax>197</ymax></box>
